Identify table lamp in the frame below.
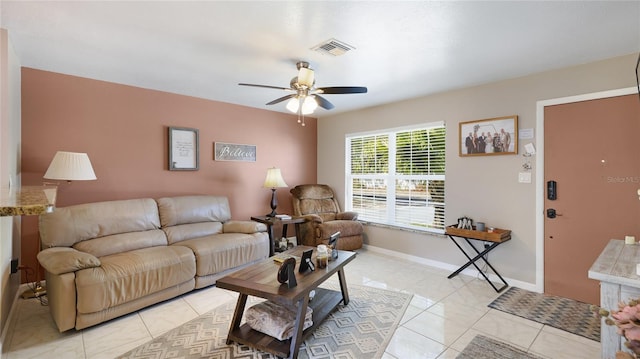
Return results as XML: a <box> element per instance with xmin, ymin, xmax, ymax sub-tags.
<box><xmin>263</xmin><ymin>167</ymin><xmax>288</xmax><ymax>217</ymax></box>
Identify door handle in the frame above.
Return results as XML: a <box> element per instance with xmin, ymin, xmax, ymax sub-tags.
<box><xmin>546</xmin><ymin>208</ymin><xmax>563</xmax><ymax>219</ymax></box>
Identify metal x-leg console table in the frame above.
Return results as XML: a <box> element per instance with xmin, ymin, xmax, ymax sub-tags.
<box><xmin>445</xmin><ymin>225</ymin><xmax>511</xmax><ymax>293</ymax></box>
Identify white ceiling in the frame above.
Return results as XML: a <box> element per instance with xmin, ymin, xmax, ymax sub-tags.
<box><xmin>2</xmin><ymin>1</ymin><xmax>639</xmax><ymax>117</ymax></box>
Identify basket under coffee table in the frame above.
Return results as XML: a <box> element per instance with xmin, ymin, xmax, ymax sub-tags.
<box><xmin>216</xmin><ymin>245</ymin><xmax>356</xmax><ymax>359</ymax></box>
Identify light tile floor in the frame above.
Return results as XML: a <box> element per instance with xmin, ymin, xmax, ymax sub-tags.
<box><xmin>2</xmin><ymin>248</ymin><xmax>601</xmax><ymax>358</ymax></box>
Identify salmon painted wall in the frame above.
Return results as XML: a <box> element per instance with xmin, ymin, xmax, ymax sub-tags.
<box><xmin>20</xmin><ymin>68</ymin><xmax>317</xmax><ymax>281</ymax></box>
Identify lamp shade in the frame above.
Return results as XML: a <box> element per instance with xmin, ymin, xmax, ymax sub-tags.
<box><xmin>301</xmin><ymin>96</ymin><xmax>318</xmax><ymax>114</ymax></box>
<box><xmin>43</xmin><ymin>151</ymin><xmax>97</xmax><ymax>181</ymax></box>
<box><xmin>263</xmin><ymin>167</ymin><xmax>288</xmax><ymax>188</ymax></box>
<box><xmin>297</xmin><ymin>67</ymin><xmax>315</xmax><ymax>87</ymax></box>
<box><xmin>286</xmin><ymin>97</ymin><xmax>300</xmax><ymax>113</ymax></box>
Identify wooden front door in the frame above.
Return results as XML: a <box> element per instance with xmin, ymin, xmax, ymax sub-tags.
<box><xmin>544</xmin><ymin>94</ymin><xmax>640</xmax><ymax>305</ymax></box>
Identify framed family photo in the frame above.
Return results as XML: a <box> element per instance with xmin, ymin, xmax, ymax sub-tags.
<box><xmin>459</xmin><ymin>115</ymin><xmax>518</xmax><ymax>157</ymax></box>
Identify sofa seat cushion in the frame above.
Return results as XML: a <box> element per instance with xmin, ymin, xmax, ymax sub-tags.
<box><xmin>315</xmin><ymin>220</ymin><xmax>364</xmax><ymax>239</ymax></box>
<box><xmin>75</xmin><ymin>246</ymin><xmax>195</xmax><ymax>314</ymax></box>
<box><xmin>172</xmin><ymin>233</ymin><xmax>268</xmax><ymax>276</ymax></box>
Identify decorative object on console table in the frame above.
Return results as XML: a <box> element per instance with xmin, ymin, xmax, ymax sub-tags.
<box><xmin>456</xmin><ymin>216</ymin><xmax>474</xmax><ymax>230</ymax></box>
<box><xmin>592</xmin><ymin>296</ymin><xmax>640</xmax><ymax>359</ymax></box>
<box><xmin>459</xmin><ymin>115</ymin><xmax>518</xmax><ymax>157</ymax></box>
<box><xmin>328</xmin><ymin>231</ymin><xmax>340</xmax><ymax>260</ymax></box>
<box><xmin>277</xmin><ymin>257</ymin><xmax>297</xmax><ymax>288</ymax></box>
<box><xmin>262</xmin><ymin>167</ymin><xmax>288</xmax><ymax>217</ymax></box>
<box><xmin>316</xmin><ymin>245</ymin><xmax>328</xmax><ymax>269</ymax></box>
<box><xmin>299</xmin><ymin>249</ymin><xmax>314</xmax><ymax>273</ymax></box>
<box><xmin>168</xmin><ymin>126</ymin><xmax>199</xmax><ymax>171</ymax></box>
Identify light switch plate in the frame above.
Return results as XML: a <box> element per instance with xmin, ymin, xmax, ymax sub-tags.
<box><xmin>524</xmin><ymin>143</ymin><xmax>536</xmax><ymax>155</ymax></box>
<box><xmin>518</xmin><ymin>172</ymin><xmax>532</xmax><ymax>183</ymax></box>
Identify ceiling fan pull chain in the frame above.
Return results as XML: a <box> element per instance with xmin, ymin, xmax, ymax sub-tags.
<box><xmin>297</xmin><ymin>108</ymin><xmax>306</xmax><ymax>127</ymax></box>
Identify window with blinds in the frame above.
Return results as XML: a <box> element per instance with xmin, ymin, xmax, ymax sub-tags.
<box><xmin>346</xmin><ymin>122</ymin><xmax>445</xmax><ymax>233</ymax></box>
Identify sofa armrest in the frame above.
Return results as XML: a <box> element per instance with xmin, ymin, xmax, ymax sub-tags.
<box><xmin>37</xmin><ymin>247</ymin><xmax>101</xmax><ymax>275</ymax></box>
<box><xmin>224</xmin><ymin>220</ymin><xmax>267</xmax><ymax>234</ymax></box>
<box><xmin>301</xmin><ymin>214</ymin><xmax>323</xmax><ymax>224</ymax></box>
<box><xmin>336</xmin><ymin>211</ymin><xmax>359</xmax><ymax>221</ymax></box>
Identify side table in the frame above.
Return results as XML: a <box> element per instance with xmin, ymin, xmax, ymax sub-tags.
<box><xmin>251</xmin><ymin>216</ymin><xmax>307</xmax><ymax>256</ymax></box>
<box><xmin>445</xmin><ymin>225</ymin><xmax>511</xmax><ymax>292</ymax></box>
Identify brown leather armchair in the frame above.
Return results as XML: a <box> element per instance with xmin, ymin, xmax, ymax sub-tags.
<box><xmin>290</xmin><ymin>184</ymin><xmax>363</xmax><ymax>250</ymax></box>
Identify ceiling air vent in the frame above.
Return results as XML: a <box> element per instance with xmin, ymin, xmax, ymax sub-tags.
<box><xmin>311</xmin><ymin>38</ymin><xmax>355</xmax><ymax>57</ymax></box>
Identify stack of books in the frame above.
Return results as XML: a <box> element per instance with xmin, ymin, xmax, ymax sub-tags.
<box><xmin>275</xmin><ymin>214</ymin><xmax>292</xmax><ymax>220</ymax></box>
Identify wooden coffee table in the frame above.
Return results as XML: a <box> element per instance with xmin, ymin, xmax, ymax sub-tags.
<box><xmin>216</xmin><ymin>245</ymin><xmax>356</xmax><ymax>359</ymax></box>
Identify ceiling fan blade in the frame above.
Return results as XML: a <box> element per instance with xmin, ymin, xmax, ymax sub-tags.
<box><xmin>314</xmin><ymin>95</ymin><xmax>335</xmax><ymax>110</ymax></box>
<box><xmin>238</xmin><ymin>83</ymin><xmax>291</xmax><ymax>91</ymax></box>
<box><xmin>317</xmin><ymin>86</ymin><xmax>368</xmax><ymax>94</ymax></box>
<box><xmin>266</xmin><ymin>94</ymin><xmax>296</xmax><ymax>105</ymax></box>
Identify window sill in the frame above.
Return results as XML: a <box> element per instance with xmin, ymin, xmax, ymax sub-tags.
<box><xmin>359</xmin><ymin>220</ymin><xmax>445</xmax><ymax>237</ymax></box>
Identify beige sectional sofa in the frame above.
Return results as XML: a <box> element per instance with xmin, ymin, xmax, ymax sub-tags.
<box><xmin>37</xmin><ymin>195</ymin><xmax>269</xmax><ymax>332</ymax></box>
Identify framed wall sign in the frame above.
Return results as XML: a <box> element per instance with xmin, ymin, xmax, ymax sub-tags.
<box><xmin>459</xmin><ymin>115</ymin><xmax>518</xmax><ymax>157</ymax></box>
<box><xmin>214</xmin><ymin>142</ymin><xmax>257</xmax><ymax>162</ymax></box>
<box><xmin>168</xmin><ymin>126</ymin><xmax>199</xmax><ymax>170</ymax></box>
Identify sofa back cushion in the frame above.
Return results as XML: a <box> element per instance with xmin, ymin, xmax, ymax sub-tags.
<box><xmin>290</xmin><ymin>184</ymin><xmax>339</xmax><ymax>222</ymax></box>
<box><xmin>163</xmin><ymin>222</ymin><xmax>223</xmax><ymax>244</ymax></box>
<box><xmin>73</xmin><ymin>230</ymin><xmax>168</xmax><ymax>258</ymax></box>
<box><xmin>157</xmin><ymin>196</ymin><xmax>231</xmax><ymax>227</ymax></box>
<box><xmin>39</xmin><ymin>198</ymin><xmax>162</xmax><ymax>249</ymax></box>
<box><xmin>157</xmin><ymin>196</ymin><xmax>230</xmax><ymax>244</ymax></box>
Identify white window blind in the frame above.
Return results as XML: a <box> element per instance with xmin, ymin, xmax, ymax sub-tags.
<box><xmin>346</xmin><ymin>122</ymin><xmax>445</xmax><ymax>233</ymax></box>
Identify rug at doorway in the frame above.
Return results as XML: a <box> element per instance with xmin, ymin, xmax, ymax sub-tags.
<box><xmin>117</xmin><ymin>284</ymin><xmax>412</xmax><ymax>359</ymax></box>
<box><xmin>488</xmin><ymin>287</ymin><xmax>600</xmax><ymax>341</ymax></box>
<box><xmin>456</xmin><ymin>335</ymin><xmax>544</xmax><ymax>359</ymax></box>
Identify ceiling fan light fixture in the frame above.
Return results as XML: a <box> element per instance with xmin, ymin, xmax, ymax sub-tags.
<box><xmin>301</xmin><ymin>96</ymin><xmax>318</xmax><ymax>114</ymax></box>
<box><xmin>286</xmin><ymin>97</ymin><xmax>300</xmax><ymax>113</ymax></box>
<box><xmin>298</xmin><ymin>67</ymin><xmax>315</xmax><ymax>87</ymax></box>
<box><xmin>239</xmin><ymin>60</ymin><xmax>365</xmax><ymax>119</ymax></box>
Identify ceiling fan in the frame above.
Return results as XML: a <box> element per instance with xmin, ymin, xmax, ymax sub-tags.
<box><xmin>239</xmin><ymin>61</ymin><xmax>367</xmax><ymax>125</ymax></box>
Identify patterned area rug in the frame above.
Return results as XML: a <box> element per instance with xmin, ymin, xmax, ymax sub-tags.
<box><xmin>457</xmin><ymin>335</ymin><xmax>544</xmax><ymax>359</ymax></box>
<box><xmin>118</xmin><ymin>284</ymin><xmax>412</xmax><ymax>359</ymax></box>
<box><xmin>488</xmin><ymin>287</ymin><xmax>600</xmax><ymax>341</ymax></box>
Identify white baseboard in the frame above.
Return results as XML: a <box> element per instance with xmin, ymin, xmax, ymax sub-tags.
<box><xmin>1</xmin><ymin>283</ymin><xmax>36</xmax><ymax>359</ymax></box>
<box><xmin>362</xmin><ymin>244</ymin><xmax>539</xmax><ymax>293</ymax></box>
